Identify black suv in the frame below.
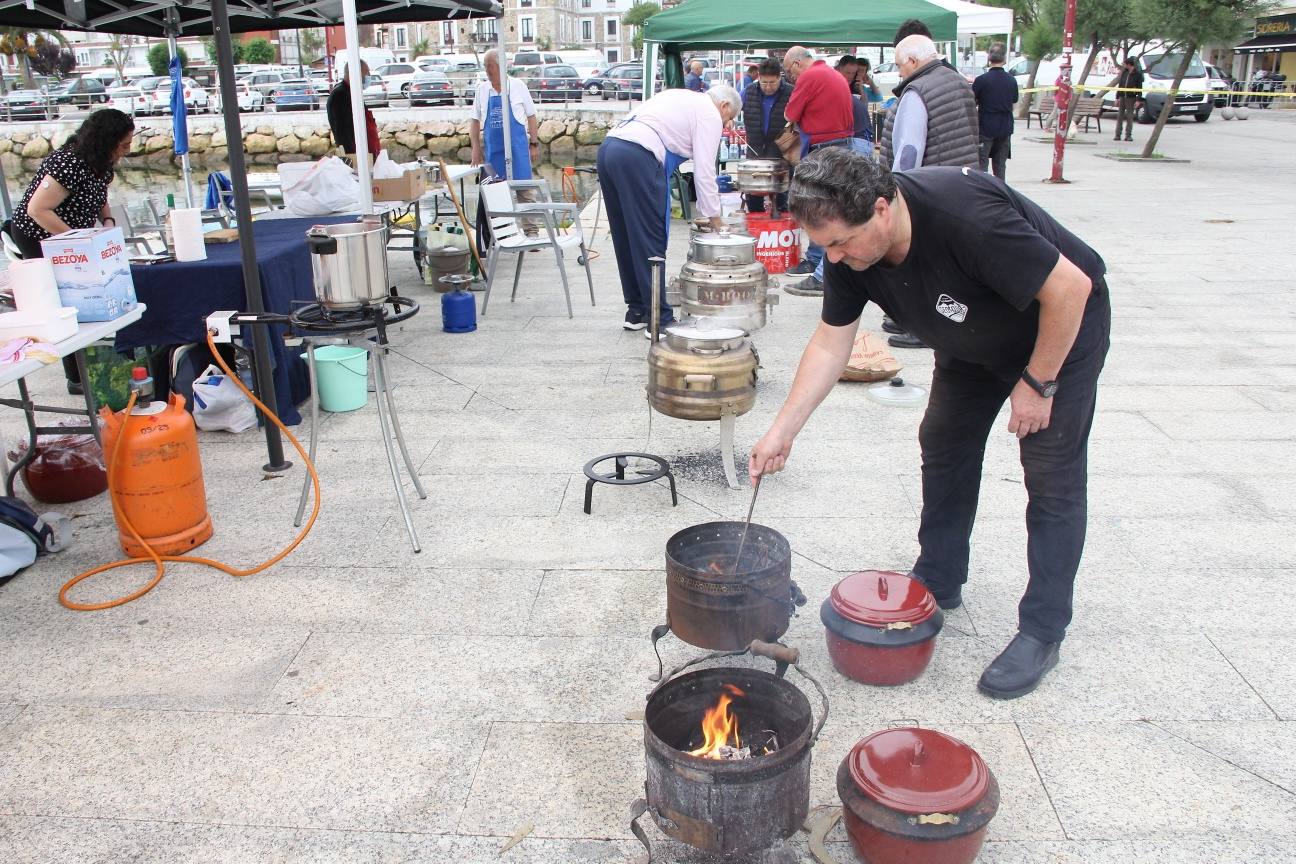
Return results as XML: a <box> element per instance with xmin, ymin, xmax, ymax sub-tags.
<box><xmin>49</xmin><ymin>77</ymin><xmax>108</xmax><ymax>111</ymax></box>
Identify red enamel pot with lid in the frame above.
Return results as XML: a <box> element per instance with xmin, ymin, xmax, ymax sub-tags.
<box><xmin>837</xmin><ymin>728</ymin><xmax>1000</xmax><ymax>864</ymax></box>
<box><xmin>820</xmin><ymin>570</ymin><xmax>943</xmax><ymax>685</ymax></box>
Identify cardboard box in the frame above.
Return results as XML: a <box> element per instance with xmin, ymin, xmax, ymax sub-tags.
<box><xmin>40</xmin><ymin>226</ymin><xmax>138</xmax><ymax>322</ymax></box>
<box><xmin>371</xmin><ymin>168</ymin><xmax>426</xmax><ymax>203</ymax></box>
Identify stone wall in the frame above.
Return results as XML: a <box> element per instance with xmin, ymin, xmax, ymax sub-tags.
<box><xmin>0</xmin><ymin>108</ymin><xmax>617</xmax><ymax>175</ymax></box>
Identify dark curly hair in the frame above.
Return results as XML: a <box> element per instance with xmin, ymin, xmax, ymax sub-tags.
<box><xmin>789</xmin><ymin>148</ymin><xmax>897</xmax><ymax>228</ymax></box>
<box><xmin>65</xmin><ymin>109</ymin><xmax>135</xmax><ymax>178</ymax></box>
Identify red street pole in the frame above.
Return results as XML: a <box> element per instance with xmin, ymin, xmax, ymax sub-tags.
<box><xmin>1048</xmin><ymin>0</ymin><xmax>1078</xmax><ymax>183</ymax></box>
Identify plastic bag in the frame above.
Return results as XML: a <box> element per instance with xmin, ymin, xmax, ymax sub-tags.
<box><xmin>7</xmin><ymin>419</ymin><xmax>107</xmax><ymax>504</ymax></box>
<box><xmin>192</xmin><ymin>364</ymin><xmax>258</xmax><ymax>433</ymax></box>
<box><xmin>372</xmin><ymin>150</ymin><xmax>404</xmax><ymax>179</ymax></box>
<box><xmin>282</xmin><ymin>156</ymin><xmax>359</xmax><ymax>217</ymax></box>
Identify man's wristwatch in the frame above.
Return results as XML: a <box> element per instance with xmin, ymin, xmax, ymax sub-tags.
<box><xmin>1021</xmin><ymin>367</ymin><xmax>1058</xmax><ymax>398</ymax></box>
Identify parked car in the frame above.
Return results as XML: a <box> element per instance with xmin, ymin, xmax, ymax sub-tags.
<box><xmin>871</xmin><ymin>61</ymin><xmax>902</xmax><ymax>94</ymax></box>
<box><xmin>49</xmin><ymin>76</ymin><xmax>108</xmax><ymax>110</ymax></box>
<box><xmin>603</xmin><ymin>64</ymin><xmax>663</xmax><ymax>101</ymax></box>
<box><xmin>4</xmin><ymin>88</ymin><xmax>55</xmax><ymax>119</ymax></box>
<box><xmin>584</xmin><ymin>62</ymin><xmax>636</xmax><ymax>98</ymax></box>
<box><xmin>131</xmin><ymin>76</ymin><xmax>169</xmax><ymax>115</ymax></box>
<box><xmin>509</xmin><ymin>51</ymin><xmax>562</xmax><ymax>76</ymax></box>
<box><xmin>271</xmin><ymin>80</ymin><xmax>321</xmax><ymax>111</ymax></box>
<box><xmin>241</xmin><ymin>70</ymin><xmax>292</xmax><ymax>104</ymax></box>
<box><xmin>372</xmin><ymin>62</ymin><xmax>426</xmax><ymax>98</ymax></box>
<box><xmin>214</xmin><ymin>80</ymin><xmax>267</xmax><ymax>113</ymax></box>
<box><xmin>105</xmin><ymin>85</ymin><xmax>151</xmax><ymax>116</ymax></box>
<box><xmin>443</xmin><ymin>60</ymin><xmax>486</xmax><ymax>100</ymax></box>
<box><xmin>361</xmin><ymin>74</ymin><xmax>390</xmax><ymax>107</ymax></box>
<box><xmin>1205</xmin><ymin>63</ymin><xmax>1233</xmax><ymax>107</ymax></box>
<box><xmin>523</xmin><ymin>64</ymin><xmax>583</xmax><ymax>103</ymax></box>
<box><xmin>407</xmin><ymin>71</ymin><xmax>455</xmax><ymax>106</ymax></box>
<box><xmin>150</xmin><ymin>77</ymin><xmax>212</xmax><ymax>114</ymax></box>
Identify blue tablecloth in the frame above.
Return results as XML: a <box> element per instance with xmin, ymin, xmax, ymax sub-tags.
<box><xmin>118</xmin><ymin>216</ymin><xmax>353</xmax><ymax>425</ymax></box>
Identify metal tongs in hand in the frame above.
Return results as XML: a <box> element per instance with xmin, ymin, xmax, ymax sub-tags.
<box><xmin>731</xmin><ymin>473</ymin><xmax>762</xmax><ymax>575</ymax></box>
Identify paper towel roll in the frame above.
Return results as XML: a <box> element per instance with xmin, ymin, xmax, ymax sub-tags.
<box><xmin>170</xmin><ymin>208</ymin><xmax>207</xmax><ymax>262</ymax></box>
<box><xmin>9</xmin><ymin>257</ymin><xmax>63</xmax><ymax>313</ymax></box>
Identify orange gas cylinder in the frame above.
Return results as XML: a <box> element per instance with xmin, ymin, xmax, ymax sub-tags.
<box><xmin>100</xmin><ymin>392</ymin><xmax>213</xmax><ymax>557</ymax></box>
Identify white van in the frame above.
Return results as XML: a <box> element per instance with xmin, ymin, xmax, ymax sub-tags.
<box><xmin>558</xmin><ymin>49</ymin><xmax>607</xmax><ymax>79</ymax></box>
<box><xmin>333</xmin><ymin>48</ymin><xmax>396</xmax><ymax>75</ymax></box>
<box><xmin>1009</xmin><ymin>44</ymin><xmax>1212</xmax><ymax>123</ymax></box>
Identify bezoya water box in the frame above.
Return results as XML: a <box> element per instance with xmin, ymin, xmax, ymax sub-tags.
<box><xmin>40</xmin><ymin>226</ymin><xmax>138</xmax><ymax>322</ymax></box>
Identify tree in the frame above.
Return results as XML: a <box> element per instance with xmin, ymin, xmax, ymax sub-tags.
<box><xmin>1015</xmin><ymin>20</ymin><xmax>1062</xmax><ymax>119</ymax></box>
<box><xmin>29</xmin><ymin>40</ymin><xmax>76</xmax><ymax>79</ymax></box>
<box><xmin>623</xmin><ymin>2</ymin><xmax>662</xmax><ymax>56</ymax></box>
<box><xmin>0</xmin><ymin>27</ymin><xmax>66</xmax><ymax>87</ymax></box>
<box><xmin>147</xmin><ymin>42</ymin><xmax>187</xmax><ymax>76</ymax></box>
<box><xmin>107</xmin><ymin>35</ymin><xmax>137</xmax><ymax>83</ymax></box>
<box><xmin>242</xmin><ymin>37</ymin><xmax>276</xmax><ymax>65</ymax></box>
<box><xmin>1132</xmin><ymin>0</ymin><xmax>1263</xmax><ymax>157</ymax></box>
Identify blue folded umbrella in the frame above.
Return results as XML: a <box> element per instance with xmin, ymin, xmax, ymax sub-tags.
<box><xmin>170</xmin><ymin>55</ymin><xmax>188</xmax><ymax>156</ymax></box>
<box><xmin>205</xmin><ymin>171</ymin><xmax>233</xmax><ymax>210</ymax></box>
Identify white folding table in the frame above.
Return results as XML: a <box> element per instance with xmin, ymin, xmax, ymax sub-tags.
<box><xmin>0</xmin><ymin>305</ymin><xmax>147</xmax><ymax>495</ymax></box>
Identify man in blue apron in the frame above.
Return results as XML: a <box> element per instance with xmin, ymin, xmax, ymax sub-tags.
<box><xmin>469</xmin><ymin>49</ymin><xmax>540</xmax><ymax>180</ymax></box>
<box><xmin>596</xmin><ymin>85</ymin><xmax>741</xmax><ymax>332</ymax></box>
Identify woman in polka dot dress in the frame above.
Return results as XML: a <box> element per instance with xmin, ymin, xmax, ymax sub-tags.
<box><xmin>8</xmin><ymin>109</ymin><xmax>135</xmax><ymax>393</ymax></box>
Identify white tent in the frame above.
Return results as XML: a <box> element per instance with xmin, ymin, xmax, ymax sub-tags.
<box><xmin>925</xmin><ymin>0</ymin><xmax>1014</xmax><ymax>37</ymax></box>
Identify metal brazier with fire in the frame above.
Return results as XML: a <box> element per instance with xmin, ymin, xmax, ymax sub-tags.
<box><xmin>632</xmin><ymin>640</ymin><xmax>829</xmax><ymax>860</ymax></box>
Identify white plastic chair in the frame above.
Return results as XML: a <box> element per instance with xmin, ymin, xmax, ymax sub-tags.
<box><xmin>479</xmin><ymin>178</ymin><xmax>595</xmax><ymax>319</ymax></box>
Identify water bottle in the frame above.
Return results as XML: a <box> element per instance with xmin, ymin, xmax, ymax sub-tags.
<box><xmin>129</xmin><ymin>366</ymin><xmax>155</xmax><ymax>406</ymax></box>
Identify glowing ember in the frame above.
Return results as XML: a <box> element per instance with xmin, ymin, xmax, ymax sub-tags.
<box><xmin>689</xmin><ymin>684</ymin><xmax>747</xmax><ymax>760</ymax></box>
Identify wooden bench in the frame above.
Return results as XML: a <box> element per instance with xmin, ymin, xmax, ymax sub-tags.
<box><xmin>1026</xmin><ymin>93</ymin><xmax>1103</xmax><ymax>133</ymax></box>
<box><xmin>1025</xmin><ymin>94</ymin><xmax>1055</xmax><ymax>129</ymax></box>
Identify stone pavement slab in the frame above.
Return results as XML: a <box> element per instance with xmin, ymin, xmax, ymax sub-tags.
<box><xmin>1</xmin><ymin>111</ymin><xmax>1295</xmax><ymax>860</ymax></box>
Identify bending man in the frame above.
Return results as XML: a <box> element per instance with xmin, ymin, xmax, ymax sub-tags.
<box><xmin>750</xmin><ymin>150</ymin><xmax>1111</xmax><ymax>699</ymax></box>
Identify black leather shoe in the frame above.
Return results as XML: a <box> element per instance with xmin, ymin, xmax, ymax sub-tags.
<box><xmin>66</xmin><ymin>380</ymin><xmax>84</xmax><ymax>396</ymax></box>
<box><xmin>786</xmin><ymin>259</ymin><xmax>817</xmax><ymax>275</ymax></box>
<box><xmin>978</xmin><ymin>633</ymin><xmax>1060</xmax><ymax>699</ymax></box>
<box><xmin>887</xmin><ymin>331</ymin><xmax>928</xmax><ymax>349</ymax></box>
<box><xmin>881</xmin><ymin>316</ymin><xmax>904</xmax><ymax>335</ymax></box>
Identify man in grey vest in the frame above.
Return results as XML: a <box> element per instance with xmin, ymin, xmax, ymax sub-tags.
<box><xmin>878</xmin><ymin>32</ymin><xmax>980</xmax><ymax>349</ymax></box>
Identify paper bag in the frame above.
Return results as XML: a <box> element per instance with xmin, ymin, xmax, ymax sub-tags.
<box><xmin>775</xmin><ymin>122</ymin><xmax>802</xmax><ymax>166</ymax></box>
<box><xmin>840</xmin><ymin>330</ymin><xmax>902</xmax><ymax>382</ymax></box>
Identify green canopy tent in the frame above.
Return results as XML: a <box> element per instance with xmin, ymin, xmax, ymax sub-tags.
<box><xmin>641</xmin><ymin>0</ymin><xmax>959</xmax><ymax>91</ymax></box>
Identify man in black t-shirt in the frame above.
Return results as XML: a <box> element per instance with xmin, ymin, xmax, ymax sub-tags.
<box><xmin>750</xmin><ymin>149</ymin><xmax>1111</xmax><ymax>699</ymax></box>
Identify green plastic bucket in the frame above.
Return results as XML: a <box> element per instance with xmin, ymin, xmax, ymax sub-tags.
<box><xmin>314</xmin><ymin>345</ymin><xmax>368</xmax><ymax>412</ymax></box>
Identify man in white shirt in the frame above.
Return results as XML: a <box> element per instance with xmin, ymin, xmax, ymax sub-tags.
<box><xmin>469</xmin><ymin>49</ymin><xmax>540</xmax><ymax>180</ymax></box>
<box><xmin>596</xmin><ymin>85</ymin><xmax>740</xmax><ymax>331</ymax></box>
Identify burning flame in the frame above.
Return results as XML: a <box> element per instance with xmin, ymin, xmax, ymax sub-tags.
<box><xmin>688</xmin><ymin>684</ymin><xmax>746</xmax><ymax>759</ymax></box>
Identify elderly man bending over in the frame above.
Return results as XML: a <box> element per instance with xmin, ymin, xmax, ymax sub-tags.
<box><xmin>596</xmin><ymin>85</ymin><xmax>742</xmax><ymax>332</ymax></box>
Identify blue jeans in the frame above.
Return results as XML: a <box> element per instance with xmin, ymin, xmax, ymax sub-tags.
<box><xmin>810</xmin><ymin>139</ymin><xmax>872</xmax><ymax>283</ymax></box>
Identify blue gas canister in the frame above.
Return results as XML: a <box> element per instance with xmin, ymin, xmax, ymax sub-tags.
<box><xmin>440</xmin><ymin>274</ymin><xmax>477</xmax><ymax>333</ymax></box>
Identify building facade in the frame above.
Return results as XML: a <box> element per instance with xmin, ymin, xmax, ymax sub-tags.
<box><xmin>373</xmin><ymin>1</ymin><xmax>639</xmax><ymax>65</ymax></box>
<box><xmin>1230</xmin><ymin>7</ymin><xmax>1296</xmax><ymax>84</ymax></box>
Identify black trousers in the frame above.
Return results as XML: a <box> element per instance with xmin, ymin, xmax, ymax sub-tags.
<box><xmin>744</xmin><ymin>192</ymin><xmax>790</xmax><ymax>214</ymax></box>
<box><xmin>978</xmin><ymin>135</ymin><xmax>1011</xmax><ymax>181</ymax></box>
<box><xmin>911</xmin><ymin>285</ymin><xmax>1111</xmax><ymax>644</ymax></box>
<box><xmin>596</xmin><ymin>137</ymin><xmax>672</xmax><ymax>322</ymax></box>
